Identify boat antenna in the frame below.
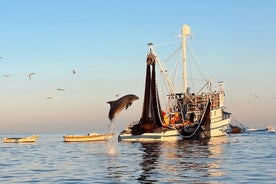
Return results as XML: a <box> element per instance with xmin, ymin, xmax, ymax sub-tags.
<box><xmin>182</xmin><ymin>24</ymin><xmax>191</xmax><ymax>95</ymax></box>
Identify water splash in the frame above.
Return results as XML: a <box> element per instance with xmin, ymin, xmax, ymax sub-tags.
<box><xmin>107</xmin><ymin>121</ymin><xmax>119</xmax><ymax>156</ymax></box>
<box><xmin>107</xmin><ymin>138</ymin><xmax>118</xmax><ymax>156</ymax></box>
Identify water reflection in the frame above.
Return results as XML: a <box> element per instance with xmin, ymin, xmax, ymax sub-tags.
<box><xmin>137</xmin><ymin>137</ymin><xmax>227</xmax><ymax>183</ymax></box>
<box><xmin>137</xmin><ymin>142</ymin><xmax>162</xmax><ymax>183</ymax></box>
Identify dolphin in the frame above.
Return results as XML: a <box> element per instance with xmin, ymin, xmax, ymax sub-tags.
<box><xmin>107</xmin><ymin>94</ymin><xmax>139</xmax><ymax>121</ymax></box>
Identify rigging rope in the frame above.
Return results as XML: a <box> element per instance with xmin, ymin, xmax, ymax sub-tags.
<box><xmin>182</xmin><ymin>99</ymin><xmax>211</xmax><ymax>139</ymax></box>
<box><xmin>188</xmin><ymin>44</ymin><xmax>208</xmax><ymax>82</ymax></box>
<box><xmin>154</xmin><ymin>39</ymin><xmax>181</xmax><ymax>48</ymax></box>
<box><xmin>163</xmin><ymin>45</ymin><xmax>182</xmax><ymax>64</ymax></box>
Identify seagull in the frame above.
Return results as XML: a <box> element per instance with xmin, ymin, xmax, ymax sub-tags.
<box><xmin>56</xmin><ymin>88</ymin><xmax>65</xmax><ymax>92</ymax></box>
<box><xmin>2</xmin><ymin>74</ymin><xmax>11</xmax><ymax>77</ymax></box>
<box><xmin>73</xmin><ymin>70</ymin><xmax>76</xmax><ymax>74</ymax></box>
<box><xmin>46</xmin><ymin>96</ymin><xmax>52</xmax><ymax>100</ymax></box>
<box><xmin>29</xmin><ymin>72</ymin><xmax>35</xmax><ymax>80</ymax></box>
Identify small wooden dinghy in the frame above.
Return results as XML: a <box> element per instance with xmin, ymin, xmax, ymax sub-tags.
<box><xmin>63</xmin><ymin>132</ymin><xmax>115</xmax><ymax>142</ymax></box>
<box><xmin>2</xmin><ymin>134</ymin><xmax>39</xmax><ymax>143</ymax></box>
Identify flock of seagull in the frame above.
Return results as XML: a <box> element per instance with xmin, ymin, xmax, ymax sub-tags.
<box><xmin>1</xmin><ymin>56</ymin><xmax>76</xmax><ymax>100</ymax></box>
<box><xmin>4</xmin><ymin>70</ymin><xmax>74</xmax><ymax>99</ymax></box>
<box><xmin>0</xmin><ymin>57</ymin><xmax>123</xmax><ymax>103</ymax></box>
<box><xmin>2</xmin><ymin>73</ymin><xmax>37</xmax><ymax>79</ymax></box>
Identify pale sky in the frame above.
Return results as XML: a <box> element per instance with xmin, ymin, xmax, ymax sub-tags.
<box><xmin>0</xmin><ymin>0</ymin><xmax>276</xmax><ymax>134</ymax></box>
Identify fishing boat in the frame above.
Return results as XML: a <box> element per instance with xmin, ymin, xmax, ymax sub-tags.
<box><xmin>2</xmin><ymin>134</ymin><xmax>39</xmax><ymax>143</ymax></box>
<box><xmin>118</xmin><ymin>24</ymin><xmax>231</xmax><ymax>141</ymax></box>
<box><xmin>226</xmin><ymin>124</ymin><xmax>245</xmax><ymax>134</ymax></box>
<box><xmin>226</xmin><ymin>122</ymin><xmax>247</xmax><ymax>134</ymax></box>
<box><xmin>246</xmin><ymin>126</ymin><xmax>275</xmax><ymax>133</ymax></box>
<box><xmin>63</xmin><ymin>132</ymin><xmax>115</xmax><ymax>142</ymax></box>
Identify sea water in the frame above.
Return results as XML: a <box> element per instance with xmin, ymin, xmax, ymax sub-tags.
<box><xmin>0</xmin><ymin>132</ymin><xmax>275</xmax><ymax>183</ymax></box>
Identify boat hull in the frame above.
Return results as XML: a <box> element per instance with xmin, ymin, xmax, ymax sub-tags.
<box><xmin>210</xmin><ymin>118</ymin><xmax>231</xmax><ymax>137</ymax></box>
<box><xmin>119</xmin><ymin>117</ymin><xmax>230</xmax><ymax>142</ymax></box>
<box><xmin>2</xmin><ymin>135</ymin><xmax>39</xmax><ymax>143</ymax></box>
<box><xmin>246</xmin><ymin>126</ymin><xmax>275</xmax><ymax>133</ymax></box>
<box><xmin>118</xmin><ymin>129</ymin><xmax>182</xmax><ymax>142</ymax></box>
<box><xmin>63</xmin><ymin>133</ymin><xmax>114</xmax><ymax>142</ymax></box>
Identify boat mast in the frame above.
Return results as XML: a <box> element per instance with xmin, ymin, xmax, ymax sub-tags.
<box><xmin>182</xmin><ymin>24</ymin><xmax>191</xmax><ymax>95</ymax></box>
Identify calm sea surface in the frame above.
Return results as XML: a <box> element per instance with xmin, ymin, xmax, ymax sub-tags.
<box><xmin>0</xmin><ymin>132</ymin><xmax>275</xmax><ymax>184</ymax></box>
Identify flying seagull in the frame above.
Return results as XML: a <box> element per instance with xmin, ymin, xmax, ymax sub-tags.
<box><xmin>2</xmin><ymin>74</ymin><xmax>11</xmax><ymax>77</ymax></box>
<box><xmin>46</xmin><ymin>96</ymin><xmax>52</xmax><ymax>100</ymax></box>
<box><xmin>73</xmin><ymin>70</ymin><xmax>76</xmax><ymax>74</ymax></box>
<box><xmin>56</xmin><ymin>88</ymin><xmax>65</xmax><ymax>92</ymax></box>
<box><xmin>29</xmin><ymin>73</ymin><xmax>35</xmax><ymax>80</ymax></box>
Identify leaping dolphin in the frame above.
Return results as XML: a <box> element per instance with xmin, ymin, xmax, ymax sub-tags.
<box><xmin>107</xmin><ymin>94</ymin><xmax>139</xmax><ymax>121</ymax></box>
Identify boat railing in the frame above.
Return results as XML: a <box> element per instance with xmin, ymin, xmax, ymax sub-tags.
<box><xmin>169</xmin><ymin>92</ymin><xmax>222</xmax><ymax>119</ymax></box>
<box><xmin>222</xmin><ymin>112</ymin><xmax>231</xmax><ymax>120</ymax></box>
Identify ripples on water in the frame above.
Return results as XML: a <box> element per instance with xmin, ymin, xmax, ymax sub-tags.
<box><xmin>0</xmin><ymin>132</ymin><xmax>275</xmax><ymax>183</ymax></box>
